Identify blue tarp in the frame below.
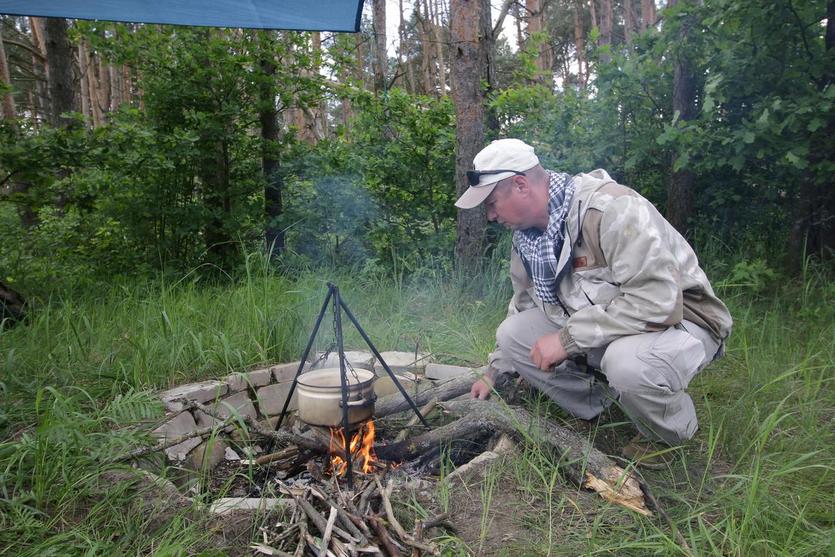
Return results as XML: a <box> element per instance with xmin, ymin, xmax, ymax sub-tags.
<box><xmin>0</xmin><ymin>0</ymin><xmax>364</xmax><ymax>32</ymax></box>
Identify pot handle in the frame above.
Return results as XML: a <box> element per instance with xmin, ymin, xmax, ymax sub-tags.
<box><xmin>340</xmin><ymin>395</ymin><xmax>377</xmax><ymax>408</ymax></box>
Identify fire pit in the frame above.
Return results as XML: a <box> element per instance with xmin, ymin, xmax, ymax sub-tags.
<box><xmin>134</xmin><ymin>283</ymin><xmax>654</xmax><ymax>555</ymax></box>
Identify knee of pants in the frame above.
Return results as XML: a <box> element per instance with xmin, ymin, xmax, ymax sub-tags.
<box><xmin>601</xmin><ymin>343</ymin><xmax>659</xmax><ymax>393</ymax></box>
<box><xmin>495</xmin><ymin>312</ymin><xmax>524</xmax><ymax>353</ymax></box>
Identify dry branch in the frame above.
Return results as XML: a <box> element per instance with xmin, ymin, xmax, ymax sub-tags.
<box><xmin>394</xmin><ymin>399</ymin><xmax>437</xmax><ymax>443</ymax></box>
<box><xmin>319</xmin><ymin>506</ymin><xmax>338</xmax><ymax>557</ymax></box>
<box><xmin>368</xmin><ymin>516</ymin><xmax>401</xmax><ymax>557</ymax></box>
<box><xmin>111</xmin><ymin>421</ymin><xmax>234</xmax><ymax>462</ymax></box>
<box><xmin>375</xmin><ymin>374</ymin><xmax>474</xmax><ymax>418</ymax></box>
<box><xmin>438</xmin><ymin>399</ymin><xmax>651</xmax><ymax>516</ymax></box>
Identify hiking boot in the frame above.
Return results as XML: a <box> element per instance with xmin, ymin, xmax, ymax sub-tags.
<box><xmin>621</xmin><ymin>434</ymin><xmax>677</xmax><ymax>470</ymax></box>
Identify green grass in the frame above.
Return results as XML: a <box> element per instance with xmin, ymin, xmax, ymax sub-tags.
<box><xmin>0</xmin><ymin>253</ymin><xmax>832</xmax><ymax>555</ymax></box>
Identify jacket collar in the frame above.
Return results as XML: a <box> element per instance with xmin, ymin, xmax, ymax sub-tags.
<box><xmin>553</xmin><ymin>169</ymin><xmax>617</xmax><ymax>278</ymax></box>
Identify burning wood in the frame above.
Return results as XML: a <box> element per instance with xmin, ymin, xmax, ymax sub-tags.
<box><xmin>328</xmin><ymin>420</ymin><xmax>379</xmax><ymax>476</ymax></box>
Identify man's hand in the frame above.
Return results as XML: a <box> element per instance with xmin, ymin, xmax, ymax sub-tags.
<box><xmin>470</xmin><ymin>374</ymin><xmax>495</xmax><ymax>400</ymax></box>
<box><xmin>530</xmin><ymin>332</ymin><xmax>568</xmax><ymax>371</ymax></box>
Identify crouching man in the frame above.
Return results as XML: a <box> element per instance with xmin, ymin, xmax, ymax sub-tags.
<box><xmin>457</xmin><ymin>139</ymin><xmax>732</xmax><ymax>468</ymax></box>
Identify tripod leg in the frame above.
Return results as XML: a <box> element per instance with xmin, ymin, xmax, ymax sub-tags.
<box><xmin>333</xmin><ymin>286</ymin><xmax>354</xmax><ymax>488</ymax></box>
<box><xmin>339</xmin><ymin>298</ymin><xmax>429</xmax><ymax>428</ymax></box>
<box><xmin>269</xmin><ymin>286</ymin><xmax>334</xmax><ymax>444</ymax></box>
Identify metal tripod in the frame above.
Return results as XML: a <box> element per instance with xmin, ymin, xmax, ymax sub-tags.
<box><xmin>268</xmin><ymin>282</ymin><xmax>429</xmax><ymax>488</ymax></box>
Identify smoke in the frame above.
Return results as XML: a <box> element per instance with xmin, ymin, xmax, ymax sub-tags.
<box><xmin>282</xmin><ymin>173</ymin><xmax>378</xmax><ymax>267</ymax></box>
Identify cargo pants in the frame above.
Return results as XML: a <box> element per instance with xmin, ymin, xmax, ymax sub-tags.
<box><xmin>489</xmin><ymin>308</ymin><xmax>722</xmax><ymax>445</ymax></box>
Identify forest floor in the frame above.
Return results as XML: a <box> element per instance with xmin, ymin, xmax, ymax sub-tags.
<box><xmin>0</xmin><ymin>261</ymin><xmax>832</xmax><ymax>556</ymax></box>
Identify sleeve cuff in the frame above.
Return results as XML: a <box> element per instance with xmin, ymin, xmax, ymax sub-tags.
<box><xmin>559</xmin><ymin>327</ymin><xmax>582</xmax><ymax>357</ymax></box>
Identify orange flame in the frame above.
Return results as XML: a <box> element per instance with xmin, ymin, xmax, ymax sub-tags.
<box><xmin>329</xmin><ymin>420</ymin><xmax>378</xmax><ymax>476</ymax></box>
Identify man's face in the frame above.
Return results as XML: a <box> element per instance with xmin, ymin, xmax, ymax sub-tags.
<box><xmin>484</xmin><ymin>178</ymin><xmax>530</xmax><ymax>230</ymax></box>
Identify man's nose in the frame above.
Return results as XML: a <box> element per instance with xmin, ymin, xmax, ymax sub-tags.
<box><xmin>487</xmin><ymin>208</ymin><xmax>496</xmax><ymax>221</ymax></box>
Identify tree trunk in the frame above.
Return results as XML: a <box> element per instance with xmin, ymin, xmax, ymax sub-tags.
<box><xmin>398</xmin><ymin>0</ymin><xmax>415</xmax><ymax>93</ymax></box>
<box><xmin>121</xmin><ymin>65</ymin><xmax>132</xmax><ymax>106</ymax></box>
<box><xmin>372</xmin><ymin>0</ymin><xmax>387</xmax><ymax>93</ymax></box>
<box><xmin>481</xmin><ymin>0</ymin><xmax>499</xmax><ymax>135</ymax></box>
<box><xmin>526</xmin><ymin>0</ymin><xmax>553</xmax><ymax>85</ymax></box>
<box><xmin>44</xmin><ymin>17</ymin><xmax>78</xmax><ymax>128</ymax></box>
<box><xmin>97</xmin><ymin>57</ymin><xmax>109</xmax><ymax>116</ymax></box>
<box><xmin>29</xmin><ymin>17</ymin><xmax>48</xmax><ymax>122</ymax></box>
<box><xmin>451</xmin><ymin>0</ymin><xmax>488</xmax><ymax>269</ymax></box>
<box><xmin>416</xmin><ymin>0</ymin><xmax>433</xmax><ymax>94</ymax></box>
<box><xmin>514</xmin><ymin>2</ymin><xmax>525</xmax><ymax>51</ymax></box>
<box><xmin>259</xmin><ymin>35</ymin><xmax>283</xmax><ymax>258</ymax></box>
<box><xmin>788</xmin><ymin>0</ymin><xmax>835</xmax><ymax>266</ymax></box>
<box><xmin>109</xmin><ymin>64</ymin><xmax>122</xmax><ymax>110</ymax></box>
<box><xmin>0</xmin><ymin>26</ymin><xmax>16</xmax><ymax>119</ymax></box>
<box><xmin>666</xmin><ymin>0</ymin><xmax>698</xmax><ymax>237</ymax></box>
<box><xmin>431</xmin><ymin>0</ymin><xmax>447</xmax><ymax>95</ymax></box>
<box><xmin>599</xmin><ymin>0</ymin><xmax>613</xmax><ymax>56</ymax></box>
<box><xmin>623</xmin><ymin>0</ymin><xmax>636</xmax><ymax>44</ymax></box>
<box><xmin>311</xmin><ymin>32</ymin><xmax>327</xmax><ymax>138</ymax></box>
<box><xmin>78</xmin><ymin>41</ymin><xmax>91</xmax><ymax>124</ymax></box>
<box><xmin>354</xmin><ymin>33</ymin><xmax>366</xmax><ymax>90</ymax></box>
<box><xmin>85</xmin><ymin>47</ymin><xmax>104</xmax><ymax>126</ymax></box>
<box><xmin>640</xmin><ymin>0</ymin><xmax>657</xmax><ymax>31</ymax></box>
<box><xmin>589</xmin><ymin>0</ymin><xmax>598</xmax><ymax>36</ymax></box>
<box><xmin>201</xmin><ymin>139</ymin><xmax>235</xmax><ymax>266</ymax></box>
<box><xmin>573</xmin><ymin>0</ymin><xmax>587</xmax><ymax>88</ymax></box>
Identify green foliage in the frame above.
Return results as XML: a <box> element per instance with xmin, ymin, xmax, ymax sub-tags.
<box><xmin>280</xmin><ymin>89</ymin><xmax>456</xmax><ymax>269</ymax></box>
<box><xmin>0</xmin><ymin>26</ymin><xmax>326</xmax><ymax>291</ymax></box>
<box><xmin>489</xmin><ymin>0</ymin><xmax>833</xmax><ymax>259</ymax></box>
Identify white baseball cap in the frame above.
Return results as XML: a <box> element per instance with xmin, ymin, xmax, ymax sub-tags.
<box><xmin>454</xmin><ymin>139</ymin><xmax>540</xmax><ymax>209</ymax></box>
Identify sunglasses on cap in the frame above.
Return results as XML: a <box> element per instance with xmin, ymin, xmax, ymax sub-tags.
<box><xmin>466</xmin><ymin>169</ymin><xmax>526</xmax><ymax>187</ymax></box>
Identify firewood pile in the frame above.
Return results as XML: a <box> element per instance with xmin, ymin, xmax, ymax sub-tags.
<box><xmin>251</xmin><ymin>472</ymin><xmax>447</xmax><ymax>557</ymax></box>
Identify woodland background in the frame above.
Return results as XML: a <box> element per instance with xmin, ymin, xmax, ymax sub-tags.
<box><xmin>0</xmin><ymin>0</ymin><xmax>832</xmax><ymax>293</ymax></box>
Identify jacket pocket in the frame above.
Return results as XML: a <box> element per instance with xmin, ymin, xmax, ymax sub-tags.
<box><xmin>576</xmin><ymin>274</ymin><xmax>620</xmax><ymax>308</ymax></box>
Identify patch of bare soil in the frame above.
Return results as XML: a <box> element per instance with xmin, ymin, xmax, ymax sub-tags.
<box><xmin>406</xmin><ymin>460</ymin><xmax>604</xmax><ymax>557</ymax></box>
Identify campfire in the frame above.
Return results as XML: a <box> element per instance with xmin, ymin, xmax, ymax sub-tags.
<box><xmin>328</xmin><ymin>420</ymin><xmax>379</xmax><ymax>476</ymax></box>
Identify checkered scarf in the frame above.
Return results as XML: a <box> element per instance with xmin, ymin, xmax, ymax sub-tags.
<box><xmin>513</xmin><ymin>171</ymin><xmax>575</xmax><ymax>305</ymax></box>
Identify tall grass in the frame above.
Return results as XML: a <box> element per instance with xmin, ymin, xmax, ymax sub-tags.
<box><xmin>0</xmin><ymin>251</ymin><xmax>832</xmax><ymax>555</ymax></box>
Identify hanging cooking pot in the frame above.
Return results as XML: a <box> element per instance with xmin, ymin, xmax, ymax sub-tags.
<box><xmin>296</xmin><ymin>367</ymin><xmax>376</xmax><ymax>427</ymax></box>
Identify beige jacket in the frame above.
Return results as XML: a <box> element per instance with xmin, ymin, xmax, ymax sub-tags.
<box><xmin>501</xmin><ymin>169</ymin><xmax>732</xmax><ymax>358</ymax></box>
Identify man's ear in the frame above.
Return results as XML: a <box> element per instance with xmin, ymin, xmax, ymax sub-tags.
<box><xmin>514</xmin><ymin>175</ymin><xmax>531</xmax><ymax>195</ymax></box>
